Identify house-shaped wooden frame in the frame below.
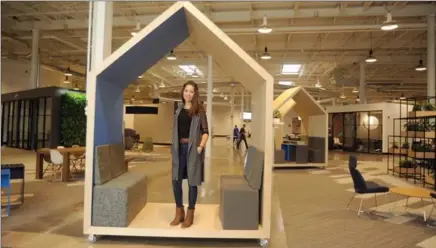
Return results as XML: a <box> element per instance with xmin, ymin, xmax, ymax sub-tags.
<box><xmin>273</xmin><ymin>86</ymin><xmax>328</xmax><ymax>168</ymax></box>
<box><xmin>83</xmin><ymin>1</ymin><xmax>274</xmax><ymax>244</ymax></box>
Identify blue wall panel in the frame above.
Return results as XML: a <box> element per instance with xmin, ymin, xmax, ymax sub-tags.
<box><xmin>99</xmin><ymin>8</ymin><xmax>189</xmax><ymax>89</ymax></box>
<box><xmin>94</xmin><ymin>77</ymin><xmax>124</xmax><ymax>146</ymax></box>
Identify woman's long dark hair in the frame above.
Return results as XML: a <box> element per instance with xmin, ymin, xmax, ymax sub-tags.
<box><xmin>181</xmin><ymin>80</ymin><xmax>204</xmax><ymax>116</ymax></box>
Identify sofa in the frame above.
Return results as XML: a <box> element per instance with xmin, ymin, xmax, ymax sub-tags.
<box><xmin>91</xmin><ymin>143</ymin><xmax>148</xmax><ymax>227</ymax></box>
<box><xmin>219</xmin><ymin>146</ymin><xmax>264</xmax><ymax>230</ymax></box>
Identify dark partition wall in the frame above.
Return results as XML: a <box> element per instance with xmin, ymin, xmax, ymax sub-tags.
<box><xmin>329</xmin><ymin>110</ymin><xmax>383</xmax><ymax>154</ymax></box>
<box><xmin>1</xmin><ymin>87</ymin><xmax>76</xmax><ymax>150</ymax></box>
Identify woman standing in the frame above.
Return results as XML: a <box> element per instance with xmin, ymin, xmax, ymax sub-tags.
<box><xmin>170</xmin><ymin>81</ymin><xmax>209</xmax><ymax>228</ymax></box>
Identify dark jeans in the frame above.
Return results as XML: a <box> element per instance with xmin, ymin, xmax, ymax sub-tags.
<box><xmin>172</xmin><ymin>143</ymin><xmax>198</xmax><ymax>209</ymax></box>
<box><xmin>237</xmin><ymin>135</ymin><xmax>248</xmax><ymax>149</ymax></box>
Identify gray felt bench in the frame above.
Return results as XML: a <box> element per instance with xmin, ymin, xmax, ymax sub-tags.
<box><xmin>220</xmin><ymin>146</ymin><xmax>264</xmax><ymax>230</ymax></box>
<box><xmin>91</xmin><ymin>143</ymin><xmax>148</xmax><ymax>227</ymax></box>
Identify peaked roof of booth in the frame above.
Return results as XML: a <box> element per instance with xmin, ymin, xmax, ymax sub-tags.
<box><xmin>273</xmin><ymin>86</ymin><xmax>326</xmax><ymax>117</ymax></box>
<box><xmin>95</xmin><ymin>1</ymin><xmax>273</xmax><ymax>89</ymax></box>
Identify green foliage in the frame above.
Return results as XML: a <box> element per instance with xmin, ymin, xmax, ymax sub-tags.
<box><xmin>273</xmin><ymin>109</ymin><xmax>282</xmax><ymax>119</ymax></box>
<box><xmin>423</xmin><ymin>103</ymin><xmax>436</xmax><ymax>111</ymax></box>
<box><xmin>60</xmin><ymin>91</ymin><xmax>86</xmax><ymax>147</ymax></box>
<box><xmin>412</xmin><ymin>104</ymin><xmax>422</xmax><ymax>111</ymax></box>
<box><xmin>399</xmin><ymin>159</ymin><xmax>415</xmax><ymax>168</ymax></box>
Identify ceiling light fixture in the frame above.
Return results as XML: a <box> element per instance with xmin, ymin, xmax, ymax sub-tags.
<box><xmin>278</xmin><ymin>81</ymin><xmax>294</xmax><ymax>86</ymax></box>
<box><xmin>315</xmin><ymin>78</ymin><xmax>322</xmax><ymax>88</ymax></box>
<box><xmin>64</xmin><ymin>67</ymin><xmax>72</xmax><ymax>77</ymax></box>
<box><xmin>224</xmin><ymin>95</ymin><xmax>228</xmax><ymax>100</ymax></box>
<box><xmin>340</xmin><ymin>93</ymin><xmax>346</xmax><ymax>99</ymax></box>
<box><xmin>399</xmin><ymin>93</ymin><xmax>406</xmax><ymax>100</ymax></box>
<box><xmin>415</xmin><ymin>60</ymin><xmax>427</xmax><ymax>71</ymax></box>
<box><xmin>257</xmin><ymin>15</ymin><xmax>272</xmax><ymax>34</ymax></box>
<box><xmin>281</xmin><ymin>64</ymin><xmax>302</xmax><ymax>75</ymax></box>
<box><xmin>178</xmin><ymin>65</ymin><xmax>203</xmax><ymax>77</ymax></box>
<box><xmin>166</xmin><ymin>50</ymin><xmax>177</xmax><ymax>60</ymax></box>
<box><xmin>135</xmin><ymin>85</ymin><xmax>141</xmax><ymax>92</ymax></box>
<box><xmin>63</xmin><ymin>76</ymin><xmax>70</xmax><ymax>84</ymax></box>
<box><xmin>159</xmin><ymin>81</ymin><xmax>165</xmax><ymax>88</ymax></box>
<box><xmin>131</xmin><ymin>21</ymin><xmax>141</xmax><ymax>36</ymax></box>
<box><xmin>260</xmin><ymin>46</ymin><xmax>271</xmax><ymax>60</ymax></box>
<box><xmin>365</xmin><ymin>33</ymin><xmax>377</xmax><ymax>63</ymax></box>
<box><xmin>352</xmin><ymin>88</ymin><xmax>359</xmax><ymax>93</ymax></box>
<box><xmin>381</xmin><ymin>12</ymin><xmax>399</xmax><ymax>31</ymax></box>
<box><xmin>365</xmin><ymin>50</ymin><xmax>377</xmax><ymax>63</ymax></box>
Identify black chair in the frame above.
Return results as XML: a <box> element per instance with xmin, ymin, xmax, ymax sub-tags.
<box><xmin>346</xmin><ymin>155</ymin><xmax>390</xmax><ymax>216</ymax></box>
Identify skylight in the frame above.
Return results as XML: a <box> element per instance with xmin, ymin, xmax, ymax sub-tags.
<box><xmin>278</xmin><ymin>81</ymin><xmax>294</xmax><ymax>86</ymax></box>
<box><xmin>178</xmin><ymin>65</ymin><xmax>203</xmax><ymax>76</ymax></box>
<box><xmin>281</xmin><ymin>64</ymin><xmax>302</xmax><ymax>75</ymax></box>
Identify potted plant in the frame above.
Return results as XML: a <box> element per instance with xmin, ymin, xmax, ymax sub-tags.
<box><xmin>399</xmin><ymin>159</ymin><xmax>415</xmax><ymax>168</ymax></box>
<box><xmin>423</xmin><ymin>103</ymin><xmax>436</xmax><ymax>111</ymax></box>
<box><xmin>413</xmin><ymin>104</ymin><xmax>422</xmax><ymax>111</ymax></box>
<box><xmin>391</xmin><ymin>142</ymin><xmax>399</xmax><ymax>149</ymax></box>
<box><xmin>401</xmin><ymin>142</ymin><xmax>409</xmax><ymax>149</ymax></box>
<box><xmin>273</xmin><ymin>110</ymin><xmax>282</xmax><ymax>124</ymax></box>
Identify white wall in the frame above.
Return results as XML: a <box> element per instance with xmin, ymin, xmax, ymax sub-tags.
<box><xmin>124</xmin><ymin>102</ymin><xmax>175</xmax><ymax>144</ymax></box>
<box><xmin>212</xmin><ymin>105</ymin><xmax>251</xmax><ymax>137</ymax></box>
<box><xmin>326</xmin><ymin>103</ymin><xmax>412</xmax><ymax>153</ymax></box>
<box><xmin>1</xmin><ymin>59</ymin><xmax>73</xmax><ymax>94</ymax></box>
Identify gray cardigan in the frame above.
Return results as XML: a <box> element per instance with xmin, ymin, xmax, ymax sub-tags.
<box><xmin>171</xmin><ymin>104</ymin><xmax>208</xmax><ymax>186</ymax></box>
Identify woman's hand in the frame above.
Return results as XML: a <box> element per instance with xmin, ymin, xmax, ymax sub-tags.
<box><xmin>197</xmin><ymin>146</ymin><xmax>203</xmax><ymax>154</ymax></box>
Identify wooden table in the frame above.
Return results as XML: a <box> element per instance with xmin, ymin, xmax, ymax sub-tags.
<box><xmin>35</xmin><ymin>147</ymin><xmax>85</xmax><ymax>182</ymax></box>
<box><xmin>390</xmin><ymin>187</ymin><xmax>436</xmax><ymax>222</ymax></box>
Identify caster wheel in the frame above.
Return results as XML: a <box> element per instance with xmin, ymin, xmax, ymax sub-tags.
<box><xmin>88</xmin><ymin>234</ymin><xmax>97</xmax><ymax>243</ymax></box>
<box><xmin>259</xmin><ymin>238</ymin><xmax>269</xmax><ymax>247</ymax></box>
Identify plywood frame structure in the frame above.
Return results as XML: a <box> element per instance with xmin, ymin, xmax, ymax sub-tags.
<box><xmin>83</xmin><ymin>1</ymin><xmax>273</xmax><ymax>242</ymax></box>
<box><xmin>273</xmin><ymin>86</ymin><xmax>328</xmax><ymax>168</ymax></box>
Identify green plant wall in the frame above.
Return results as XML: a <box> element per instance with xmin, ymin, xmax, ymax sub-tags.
<box><xmin>60</xmin><ymin>91</ymin><xmax>86</xmax><ymax>147</ymax></box>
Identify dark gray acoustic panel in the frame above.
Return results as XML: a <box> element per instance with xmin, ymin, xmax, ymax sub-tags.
<box><xmin>98</xmin><ymin>8</ymin><xmax>189</xmax><ymax>89</ymax></box>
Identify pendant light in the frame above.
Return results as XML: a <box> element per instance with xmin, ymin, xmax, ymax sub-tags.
<box><xmin>365</xmin><ymin>32</ymin><xmax>377</xmax><ymax>63</ymax></box>
<box><xmin>315</xmin><ymin>78</ymin><xmax>322</xmax><ymax>88</ymax></box>
<box><xmin>63</xmin><ymin>76</ymin><xmax>70</xmax><ymax>84</ymax></box>
<box><xmin>415</xmin><ymin>38</ymin><xmax>427</xmax><ymax>71</ymax></box>
<box><xmin>166</xmin><ymin>50</ymin><xmax>177</xmax><ymax>60</ymax></box>
<box><xmin>399</xmin><ymin>93</ymin><xmax>406</xmax><ymax>100</ymax></box>
<box><xmin>258</xmin><ymin>15</ymin><xmax>272</xmax><ymax>34</ymax></box>
<box><xmin>131</xmin><ymin>21</ymin><xmax>141</xmax><ymax>36</ymax></box>
<box><xmin>381</xmin><ymin>12</ymin><xmax>399</xmax><ymax>31</ymax></box>
<box><xmin>260</xmin><ymin>46</ymin><xmax>271</xmax><ymax>60</ymax></box>
<box><xmin>64</xmin><ymin>67</ymin><xmax>72</xmax><ymax>76</ymax></box>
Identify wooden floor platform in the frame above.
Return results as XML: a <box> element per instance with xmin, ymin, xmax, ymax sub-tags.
<box><xmin>89</xmin><ymin>203</ymin><xmax>266</xmax><ymax>239</ymax></box>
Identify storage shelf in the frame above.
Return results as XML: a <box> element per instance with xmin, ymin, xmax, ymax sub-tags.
<box><xmin>408</xmin><ymin>111</ymin><xmax>436</xmax><ymax>118</ymax></box>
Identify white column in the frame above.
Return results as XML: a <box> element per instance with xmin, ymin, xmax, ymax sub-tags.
<box><xmin>202</xmin><ymin>55</ymin><xmax>213</xmax><ymax>195</ymax></box>
<box><xmin>230</xmin><ymin>86</ymin><xmax>235</xmax><ymax>140</ymax></box>
<box><xmin>359</xmin><ymin>61</ymin><xmax>366</xmax><ymax>104</ymax></box>
<box><xmin>29</xmin><ymin>28</ymin><xmax>39</xmax><ymax>88</ymax></box>
<box><xmin>206</xmin><ymin>55</ymin><xmax>213</xmax><ymax>158</ymax></box>
<box><xmin>240</xmin><ymin>89</ymin><xmax>245</xmax><ymax>124</ymax></box>
<box><xmin>87</xmin><ymin>1</ymin><xmax>113</xmax><ymax>75</ymax></box>
<box><xmin>428</xmin><ymin>13</ymin><xmax>435</xmax><ymax>103</ymax></box>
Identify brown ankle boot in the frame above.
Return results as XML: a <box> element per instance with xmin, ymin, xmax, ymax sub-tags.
<box><xmin>170</xmin><ymin>207</ymin><xmax>185</xmax><ymax>226</ymax></box>
<box><xmin>181</xmin><ymin>208</ymin><xmax>195</xmax><ymax>228</ymax></box>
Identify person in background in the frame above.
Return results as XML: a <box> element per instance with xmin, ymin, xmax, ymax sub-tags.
<box><xmin>233</xmin><ymin>125</ymin><xmax>239</xmax><ymax>146</ymax></box>
<box><xmin>237</xmin><ymin>124</ymin><xmax>248</xmax><ymax>149</ymax></box>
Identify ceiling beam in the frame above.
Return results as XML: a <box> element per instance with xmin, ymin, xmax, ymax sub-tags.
<box><xmin>9</xmin><ymin>4</ymin><xmax>436</xmax><ymax>31</ymax></box>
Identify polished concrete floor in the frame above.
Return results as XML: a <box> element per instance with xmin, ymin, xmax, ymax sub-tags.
<box><xmin>1</xmin><ymin>139</ymin><xmax>436</xmax><ymax>248</ymax></box>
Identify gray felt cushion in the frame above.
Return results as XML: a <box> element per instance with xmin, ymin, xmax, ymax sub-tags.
<box><xmin>92</xmin><ymin>172</ymin><xmax>148</xmax><ymax>227</ymax></box>
<box><xmin>94</xmin><ymin>144</ymin><xmax>112</xmax><ymax>185</ymax></box>
<box><xmin>110</xmin><ymin>143</ymin><xmax>127</xmax><ymax>179</ymax></box>
<box><xmin>243</xmin><ymin>147</ymin><xmax>264</xmax><ymax>190</ymax></box>
<box><xmin>220</xmin><ymin>175</ymin><xmax>259</xmax><ymax>230</ymax></box>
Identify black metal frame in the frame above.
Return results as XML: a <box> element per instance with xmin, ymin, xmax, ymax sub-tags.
<box><xmin>329</xmin><ymin>110</ymin><xmax>383</xmax><ymax>154</ymax></box>
<box><xmin>387</xmin><ymin>96</ymin><xmax>436</xmax><ymax>190</ymax></box>
<box><xmin>1</xmin><ymin>86</ymin><xmax>71</xmax><ymax>150</ymax></box>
